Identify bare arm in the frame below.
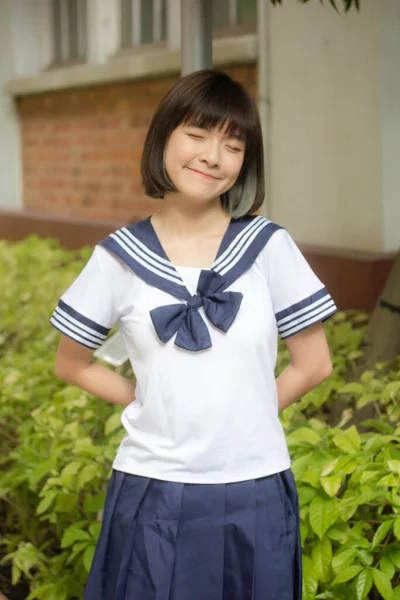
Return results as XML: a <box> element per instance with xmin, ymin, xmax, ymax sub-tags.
<box><xmin>276</xmin><ymin>323</ymin><xmax>333</xmax><ymax>412</ymax></box>
<box><xmin>54</xmin><ymin>336</ymin><xmax>136</xmax><ymax>407</ymax></box>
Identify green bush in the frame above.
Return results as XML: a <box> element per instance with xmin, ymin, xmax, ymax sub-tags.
<box><xmin>0</xmin><ymin>236</ymin><xmax>399</xmax><ymax>600</ymax></box>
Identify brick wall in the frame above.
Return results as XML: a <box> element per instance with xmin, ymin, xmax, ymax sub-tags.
<box><xmin>19</xmin><ymin>66</ymin><xmax>257</xmax><ymax>223</ymax></box>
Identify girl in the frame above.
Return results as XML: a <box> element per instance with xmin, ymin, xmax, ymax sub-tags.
<box><xmin>51</xmin><ymin>70</ymin><xmax>336</xmax><ymax>599</ymax></box>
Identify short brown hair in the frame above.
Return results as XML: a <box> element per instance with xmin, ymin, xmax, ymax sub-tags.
<box><xmin>141</xmin><ymin>70</ymin><xmax>264</xmax><ymax>218</ymax></box>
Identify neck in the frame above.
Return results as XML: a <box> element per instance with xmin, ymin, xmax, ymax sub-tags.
<box><xmin>152</xmin><ymin>194</ymin><xmax>231</xmax><ymax>238</ymax></box>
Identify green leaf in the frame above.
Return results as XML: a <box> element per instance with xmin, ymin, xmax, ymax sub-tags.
<box><xmin>26</xmin><ymin>583</ymin><xmax>56</xmax><ymax>600</ymax></box>
<box><xmin>303</xmin><ymin>555</ymin><xmax>318</xmax><ymax>600</ymax></box>
<box><xmin>332</xmin><ymin>426</ymin><xmax>361</xmax><ymax>454</ymax></box>
<box><xmin>332</xmin><ymin>564</ymin><xmax>364</xmax><ymax>584</ymax></box>
<box><xmin>393</xmin><ymin>587</ymin><xmax>400</xmax><ymax>600</ymax></box>
<box><xmin>338</xmin><ymin>382</ymin><xmax>365</xmax><ymax>395</ymax></box>
<box><xmin>385</xmin><ymin>381</ymin><xmax>400</xmax><ymax>395</ymax></box>
<box><xmin>356</xmin><ymin>549</ymin><xmax>374</xmax><ymax>567</ymax></box>
<box><xmin>36</xmin><ymin>491</ymin><xmax>57</xmax><ymax>516</ymax></box>
<box><xmin>291</xmin><ymin>453</ymin><xmax>314</xmax><ymax>478</ymax></box>
<box><xmin>288</xmin><ymin>428</ymin><xmax>321</xmax><ymax>445</ymax></box>
<box><xmin>65</xmin><ymin>540</ymin><xmax>90</xmax><ymax>565</ymax></box>
<box><xmin>372</xmin><ymin>520</ymin><xmax>394</xmax><ymax>548</ymax></box>
<box><xmin>83</xmin><ymin>492</ymin><xmax>106</xmax><ymax>513</ymax></box>
<box><xmin>89</xmin><ymin>521</ymin><xmax>102</xmax><ymax>538</ymax></box>
<box><xmin>360</xmin><ymin>470</ymin><xmax>380</xmax><ymax>484</ymax></box>
<box><xmin>311</xmin><ymin>538</ymin><xmax>332</xmax><ymax>582</ymax></box>
<box><xmin>380</xmin><ymin>557</ymin><xmax>396</xmax><ymax>581</ymax></box>
<box><xmin>104</xmin><ymin>411</ymin><xmax>122</xmax><ymax>435</ymax></box>
<box><xmin>320</xmin><ymin>457</ymin><xmax>340</xmax><ymax>477</ymax></box>
<box><xmin>76</xmin><ymin>463</ymin><xmax>100</xmax><ymax>489</ymax></box>
<box><xmin>361</xmin><ymin>420</ymin><xmax>395</xmax><ymax>434</ymax></box>
<box><xmin>61</xmin><ymin>528</ymin><xmax>90</xmax><ymax>549</ymax></box>
<box><xmin>356</xmin><ymin>394</ymin><xmax>376</xmax><ymax>409</ymax></box>
<box><xmin>74</xmin><ymin>437</ymin><xmax>100</xmax><ymax>458</ymax></box>
<box><xmin>372</xmin><ymin>568</ymin><xmax>393</xmax><ymax>600</ymax></box>
<box><xmin>83</xmin><ymin>544</ymin><xmax>95</xmax><ymax>572</ymax></box>
<box><xmin>332</xmin><ymin>548</ymin><xmax>357</xmax><ymax>572</ymax></box>
<box><xmin>55</xmin><ymin>491</ymin><xmax>79</xmax><ymax>513</ymax></box>
<box><xmin>394</xmin><ymin>516</ymin><xmax>400</xmax><ymax>540</ymax></box>
<box><xmin>389</xmin><ymin>548</ymin><xmax>400</xmax><ymax>568</ymax></box>
<box><xmin>387</xmin><ymin>460</ymin><xmax>400</xmax><ymax>476</ymax></box>
<box><xmin>320</xmin><ymin>475</ymin><xmax>342</xmax><ymax>497</ymax></box>
<box><xmin>60</xmin><ymin>461</ymin><xmax>83</xmax><ymax>487</ymax></box>
<box><xmin>378</xmin><ymin>474</ymin><xmax>399</xmax><ymax>487</ymax></box>
<box><xmin>12</xmin><ymin>562</ymin><xmax>22</xmax><ymax>585</ymax></box>
<box><xmin>355</xmin><ymin>569</ymin><xmax>373</xmax><ymax>600</ymax></box>
<box><xmin>309</xmin><ymin>497</ymin><xmax>338</xmax><ymax>540</ymax></box>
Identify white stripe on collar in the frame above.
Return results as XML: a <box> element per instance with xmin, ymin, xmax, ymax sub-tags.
<box><xmin>110</xmin><ymin>230</ymin><xmax>185</xmax><ymax>286</ymax></box>
<box><xmin>214</xmin><ymin>217</ymin><xmax>270</xmax><ymax>275</ymax></box>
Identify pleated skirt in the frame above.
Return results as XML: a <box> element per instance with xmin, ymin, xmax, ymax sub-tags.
<box><xmin>84</xmin><ymin>469</ymin><xmax>302</xmax><ymax>600</ymax></box>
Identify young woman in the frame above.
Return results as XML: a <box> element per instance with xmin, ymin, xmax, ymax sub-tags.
<box><xmin>51</xmin><ymin>70</ymin><xmax>336</xmax><ymax>599</ymax></box>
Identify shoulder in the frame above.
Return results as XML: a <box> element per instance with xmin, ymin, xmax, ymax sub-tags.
<box><xmin>240</xmin><ymin>216</ymin><xmax>287</xmax><ymax>253</ymax></box>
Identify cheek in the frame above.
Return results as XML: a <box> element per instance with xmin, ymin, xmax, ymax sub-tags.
<box><xmin>226</xmin><ymin>154</ymin><xmax>245</xmax><ymax>181</ymax></box>
<box><xmin>165</xmin><ymin>139</ymin><xmax>193</xmax><ymax>173</ymax></box>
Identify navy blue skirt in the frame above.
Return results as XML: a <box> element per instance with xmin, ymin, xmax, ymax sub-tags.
<box><xmin>84</xmin><ymin>469</ymin><xmax>302</xmax><ymax>600</ymax></box>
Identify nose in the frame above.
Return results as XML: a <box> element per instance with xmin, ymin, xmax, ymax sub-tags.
<box><xmin>199</xmin><ymin>139</ymin><xmax>221</xmax><ymax>168</ymax></box>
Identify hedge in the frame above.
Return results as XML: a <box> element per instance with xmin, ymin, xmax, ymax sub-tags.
<box><xmin>0</xmin><ymin>236</ymin><xmax>399</xmax><ymax>600</ymax></box>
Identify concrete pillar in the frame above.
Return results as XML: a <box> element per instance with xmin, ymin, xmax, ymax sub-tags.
<box><xmin>181</xmin><ymin>0</ymin><xmax>212</xmax><ymax>75</ymax></box>
<box><xmin>0</xmin><ymin>0</ymin><xmax>26</xmax><ymax>210</ymax></box>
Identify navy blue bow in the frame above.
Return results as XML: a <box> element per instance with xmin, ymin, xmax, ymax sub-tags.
<box><xmin>150</xmin><ymin>270</ymin><xmax>243</xmax><ymax>351</ymax></box>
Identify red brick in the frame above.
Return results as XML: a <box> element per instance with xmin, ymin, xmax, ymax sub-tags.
<box><xmin>19</xmin><ymin>66</ymin><xmax>257</xmax><ymax>222</ymax></box>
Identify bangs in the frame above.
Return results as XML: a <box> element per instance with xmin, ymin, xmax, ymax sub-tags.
<box><xmin>184</xmin><ymin>112</ymin><xmax>247</xmax><ymax>142</ymax></box>
<box><xmin>181</xmin><ymin>85</ymin><xmax>257</xmax><ymax>143</ymax></box>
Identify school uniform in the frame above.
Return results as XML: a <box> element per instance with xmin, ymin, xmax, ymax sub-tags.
<box><xmin>50</xmin><ymin>215</ymin><xmax>337</xmax><ymax>599</ymax></box>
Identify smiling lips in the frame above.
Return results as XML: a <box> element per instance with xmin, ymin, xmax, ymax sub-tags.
<box><xmin>187</xmin><ymin>167</ymin><xmax>219</xmax><ymax>180</ymax></box>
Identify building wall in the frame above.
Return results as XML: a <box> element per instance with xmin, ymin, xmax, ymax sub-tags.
<box><xmin>381</xmin><ymin>0</ymin><xmax>400</xmax><ymax>252</ymax></box>
<box><xmin>0</xmin><ymin>0</ymin><xmax>23</xmax><ymax>210</ymax></box>
<box><xmin>2</xmin><ymin>0</ymin><xmax>399</xmax><ymax>255</ymax></box>
<box><xmin>268</xmin><ymin>0</ymin><xmax>384</xmax><ymax>252</ymax></box>
<box><xmin>19</xmin><ymin>66</ymin><xmax>257</xmax><ymax>223</ymax></box>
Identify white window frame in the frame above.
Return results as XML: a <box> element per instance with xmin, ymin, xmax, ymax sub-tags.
<box><xmin>119</xmin><ymin>0</ymin><xmax>167</xmax><ymax>52</ymax></box>
<box><xmin>5</xmin><ymin>0</ymin><xmax>257</xmax><ymax>95</ymax></box>
<box><xmin>50</xmin><ymin>0</ymin><xmax>87</xmax><ymax>66</ymax></box>
<box><xmin>212</xmin><ymin>0</ymin><xmax>257</xmax><ymax>38</ymax></box>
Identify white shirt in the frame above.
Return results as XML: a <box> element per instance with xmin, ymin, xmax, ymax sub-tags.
<box><xmin>50</xmin><ymin>216</ymin><xmax>337</xmax><ymax>483</ymax></box>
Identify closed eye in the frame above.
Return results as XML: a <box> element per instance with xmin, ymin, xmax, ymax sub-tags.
<box><xmin>226</xmin><ymin>145</ymin><xmax>243</xmax><ymax>153</ymax></box>
<box><xmin>187</xmin><ymin>133</ymin><xmax>204</xmax><ymax>140</ymax></box>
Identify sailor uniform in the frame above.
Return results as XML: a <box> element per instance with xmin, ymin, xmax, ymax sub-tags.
<box><xmin>50</xmin><ymin>215</ymin><xmax>337</xmax><ymax>599</ymax></box>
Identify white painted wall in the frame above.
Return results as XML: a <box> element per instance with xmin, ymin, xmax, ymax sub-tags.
<box><xmin>268</xmin><ymin>0</ymin><xmax>384</xmax><ymax>252</ymax></box>
<box><xmin>381</xmin><ymin>0</ymin><xmax>400</xmax><ymax>253</ymax></box>
<box><xmin>0</xmin><ymin>0</ymin><xmax>25</xmax><ymax>210</ymax></box>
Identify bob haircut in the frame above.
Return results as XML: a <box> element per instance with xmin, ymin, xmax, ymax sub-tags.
<box><xmin>141</xmin><ymin>70</ymin><xmax>264</xmax><ymax>218</ymax></box>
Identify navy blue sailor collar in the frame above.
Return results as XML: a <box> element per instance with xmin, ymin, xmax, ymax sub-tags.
<box><xmin>99</xmin><ymin>215</ymin><xmax>281</xmax><ymax>352</ymax></box>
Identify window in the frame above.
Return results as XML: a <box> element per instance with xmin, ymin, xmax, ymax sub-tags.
<box><xmin>120</xmin><ymin>0</ymin><xmax>167</xmax><ymax>49</ymax></box>
<box><xmin>212</xmin><ymin>0</ymin><xmax>256</xmax><ymax>33</ymax></box>
<box><xmin>51</xmin><ymin>0</ymin><xmax>87</xmax><ymax>64</ymax></box>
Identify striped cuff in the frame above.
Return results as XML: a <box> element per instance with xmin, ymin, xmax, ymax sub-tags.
<box><xmin>50</xmin><ymin>299</ymin><xmax>110</xmax><ymax>349</ymax></box>
<box><xmin>276</xmin><ymin>288</ymin><xmax>337</xmax><ymax>340</ymax></box>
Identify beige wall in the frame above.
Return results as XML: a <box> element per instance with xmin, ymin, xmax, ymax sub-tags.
<box><xmin>0</xmin><ymin>0</ymin><xmax>24</xmax><ymax>210</ymax></box>
<box><xmin>382</xmin><ymin>0</ymin><xmax>400</xmax><ymax>253</ymax></box>
<box><xmin>267</xmin><ymin>0</ymin><xmax>389</xmax><ymax>252</ymax></box>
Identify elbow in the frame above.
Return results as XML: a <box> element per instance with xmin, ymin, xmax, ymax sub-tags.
<box><xmin>54</xmin><ymin>357</ymin><xmax>77</xmax><ymax>384</ymax></box>
<box><xmin>315</xmin><ymin>359</ymin><xmax>333</xmax><ymax>384</ymax></box>
<box><xmin>54</xmin><ymin>361</ymin><xmax>70</xmax><ymax>383</ymax></box>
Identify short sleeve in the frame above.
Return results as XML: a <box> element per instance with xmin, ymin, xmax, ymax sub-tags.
<box><xmin>264</xmin><ymin>228</ymin><xmax>337</xmax><ymax>339</ymax></box>
<box><xmin>50</xmin><ymin>245</ymin><xmax>119</xmax><ymax>349</ymax></box>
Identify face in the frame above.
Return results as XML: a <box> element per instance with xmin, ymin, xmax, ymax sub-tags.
<box><xmin>164</xmin><ymin>123</ymin><xmax>245</xmax><ymax>204</ymax></box>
